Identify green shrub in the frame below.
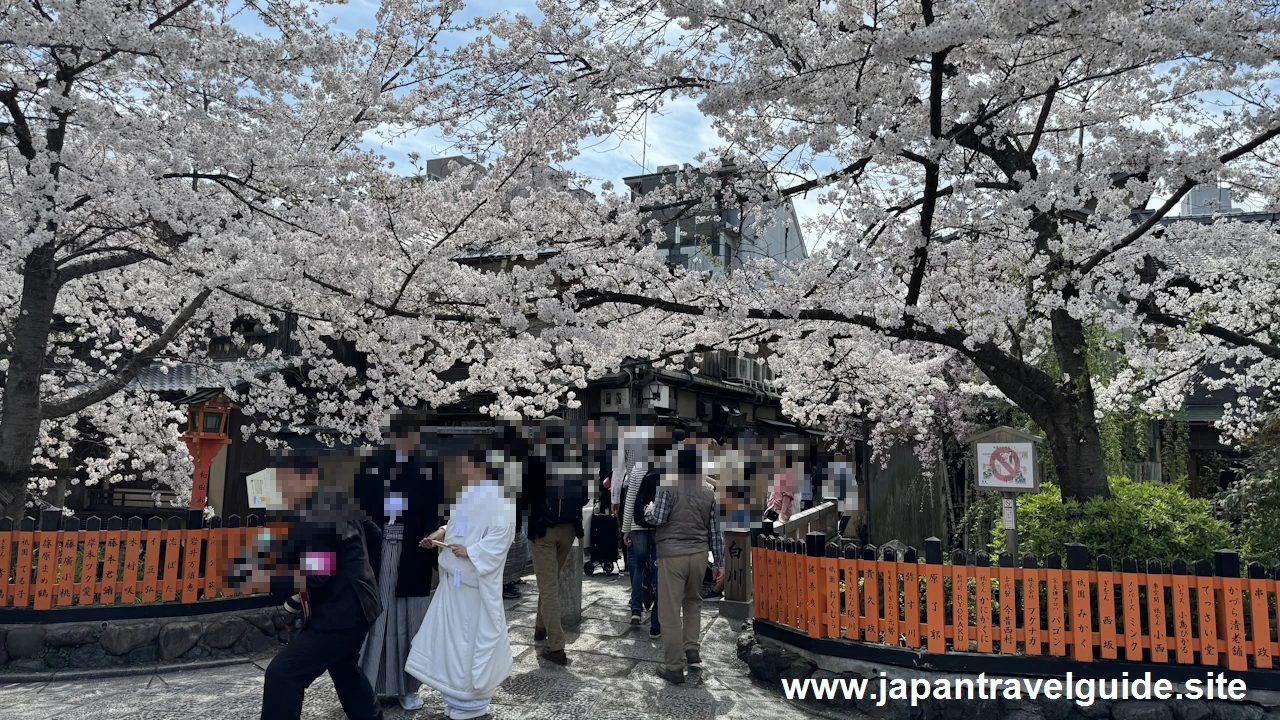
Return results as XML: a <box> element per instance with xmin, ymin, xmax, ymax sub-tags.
<box><xmin>1216</xmin><ymin>472</ymin><xmax>1280</xmax><ymax>567</ymax></box>
<box><xmin>992</xmin><ymin>477</ymin><xmax>1233</xmax><ymax>565</ymax></box>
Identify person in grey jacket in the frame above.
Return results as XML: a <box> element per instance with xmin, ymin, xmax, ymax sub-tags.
<box><xmin>643</xmin><ymin>443</ymin><xmax>725</xmax><ymax>685</ymax></box>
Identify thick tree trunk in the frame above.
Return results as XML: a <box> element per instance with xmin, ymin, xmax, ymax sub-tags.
<box><xmin>1045</xmin><ymin>308</ymin><xmax>1111</xmax><ymax>502</ymax></box>
<box><xmin>0</xmin><ymin>245</ymin><xmax>59</xmax><ymax>521</ymax></box>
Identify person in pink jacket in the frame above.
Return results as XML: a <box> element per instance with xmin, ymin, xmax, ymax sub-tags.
<box><xmin>765</xmin><ymin>443</ymin><xmax>802</xmax><ymax>523</ymax></box>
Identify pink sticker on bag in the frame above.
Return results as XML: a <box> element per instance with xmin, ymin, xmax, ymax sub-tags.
<box><xmin>302</xmin><ymin>552</ymin><xmax>336</xmax><ymax>575</ymax></box>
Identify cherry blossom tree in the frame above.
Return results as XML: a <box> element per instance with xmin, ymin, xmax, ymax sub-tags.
<box><xmin>438</xmin><ymin>0</ymin><xmax>1280</xmax><ymax>501</ymax></box>
<box><xmin>0</xmin><ymin>0</ymin><xmax>525</xmax><ymax>516</ymax></box>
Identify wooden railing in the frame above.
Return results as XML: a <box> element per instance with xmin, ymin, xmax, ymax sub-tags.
<box><xmin>0</xmin><ymin>510</ymin><xmax>271</xmax><ymax>610</ymax></box>
<box><xmin>752</xmin><ymin>533</ymin><xmax>1280</xmax><ymax>671</ymax></box>
<box><xmin>773</xmin><ymin>501</ymin><xmax>838</xmax><ymax>540</ymax></box>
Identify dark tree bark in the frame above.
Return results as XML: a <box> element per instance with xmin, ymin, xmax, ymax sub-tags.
<box><xmin>0</xmin><ymin>243</ymin><xmax>60</xmax><ymax>520</ymax></box>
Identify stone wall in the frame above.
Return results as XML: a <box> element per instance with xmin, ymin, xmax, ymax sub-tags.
<box><xmin>737</xmin><ymin>632</ymin><xmax>1280</xmax><ymax>720</ymax></box>
<box><xmin>0</xmin><ymin>607</ymin><xmax>294</xmax><ymax>674</ymax></box>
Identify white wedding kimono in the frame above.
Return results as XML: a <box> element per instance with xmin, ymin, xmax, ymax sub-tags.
<box><xmin>405</xmin><ymin>480</ymin><xmax>515</xmax><ymax>711</ymax></box>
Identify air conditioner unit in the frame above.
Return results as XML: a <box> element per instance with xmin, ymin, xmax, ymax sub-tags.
<box><xmin>598</xmin><ymin>389</ymin><xmax>631</xmax><ymax>413</ymax></box>
<box><xmin>656</xmin><ymin>164</ymin><xmax>679</xmax><ymax>173</ymax></box>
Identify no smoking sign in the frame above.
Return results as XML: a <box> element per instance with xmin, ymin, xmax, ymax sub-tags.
<box><xmin>978</xmin><ymin>442</ymin><xmax>1035</xmax><ymax>490</ymax></box>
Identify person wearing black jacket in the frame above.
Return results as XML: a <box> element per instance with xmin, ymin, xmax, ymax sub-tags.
<box><xmin>351</xmin><ymin>415</ymin><xmax>444</xmax><ymax>711</ymax></box>
<box><xmin>255</xmin><ymin>455</ymin><xmax>384</xmax><ymax>720</ymax></box>
<box><xmin>524</xmin><ymin>420</ymin><xmax>588</xmax><ymax>665</ymax></box>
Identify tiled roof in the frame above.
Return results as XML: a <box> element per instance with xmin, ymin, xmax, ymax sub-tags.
<box><xmin>132</xmin><ymin>360</ymin><xmax>288</xmax><ymax>396</ymax></box>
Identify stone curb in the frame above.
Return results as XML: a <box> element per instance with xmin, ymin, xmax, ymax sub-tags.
<box><xmin>0</xmin><ymin>652</ymin><xmax>276</xmax><ymax>684</ymax></box>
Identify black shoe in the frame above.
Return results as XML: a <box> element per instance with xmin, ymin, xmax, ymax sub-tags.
<box><xmin>503</xmin><ymin>584</ymin><xmax>521</xmax><ymax>599</ymax></box>
<box><xmin>656</xmin><ymin>667</ymin><xmax>685</xmax><ymax>684</ymax></box>
<box><xmin>541</xmin><ymin>649</ymin><xmax>569</xmax><ymax>665</ymax></box>
<box><xmin>534</xmin><ymin>628</ymin><xmax>547</xmax><ymax>642</ymax></box>
<box><xmin>649</xmin><ymin>627</ymin><xmax>661</xmax><ymax>639</ymax></box>
<box><xmin>685</xmin><ymin>649</ymin><xmax>702</xmax><ymax>665</ymax></box>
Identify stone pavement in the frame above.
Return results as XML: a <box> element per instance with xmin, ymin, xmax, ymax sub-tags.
<box><xmin>0</xmin><ymin>570</ymin><xmax>835</xmax><ymax>720</ymax></box>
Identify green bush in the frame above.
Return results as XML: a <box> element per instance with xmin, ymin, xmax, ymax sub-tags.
<box><xmin>992</xmin><ymin>477</ymin><xmax>1233</xmax><ymax>565</ymax></box>
<box><xmin>1216</xmin><ymin>472</ymin><xmax>1280</xmax><ymax>567</ymax></box>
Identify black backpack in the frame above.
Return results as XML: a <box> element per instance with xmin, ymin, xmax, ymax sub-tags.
<box><xmin>631</xmin><ymin>466</ymin><xmax>662</xmax><ymax>529</ymax></box>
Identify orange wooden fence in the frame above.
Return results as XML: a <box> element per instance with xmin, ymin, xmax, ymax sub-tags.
<box><xmin>0</xmin><ymin>511</ymin><xmax>273</xmax><ymax>609</ymax></box>
<box><xmin>752</xmin><ymin>534</ymin><xmax>1280</xmax><ymax>671</ymax></box>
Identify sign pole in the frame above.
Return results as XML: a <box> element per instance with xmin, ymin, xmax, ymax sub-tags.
<box><xmin>1003</xmin><ymin>492</ymin><xmax>1018</xmax><ymax>557</ymax></box>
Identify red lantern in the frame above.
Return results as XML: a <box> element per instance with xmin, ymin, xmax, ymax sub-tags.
<box><xmin>182</xmin><ymin>397</ymin><xmax>233</xmax><ymax>510</ymax></box>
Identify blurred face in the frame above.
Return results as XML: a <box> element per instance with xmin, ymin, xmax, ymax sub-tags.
<box><xmin>279</xmin><ymin>468</ymin><xmax>321</xmax><ymax>505</ymax></box>
<box><xmin>391</xmin><ymin>431</ymin><xmax>418</xmax><ymax>455</ymax></box>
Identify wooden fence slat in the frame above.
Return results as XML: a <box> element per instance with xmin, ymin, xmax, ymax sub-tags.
<box><xmin>841</xmin><ymin>545</ymin><xmax>857</xmax><ymax>639</ymax></box>
<box><xmin>883</xmin><ymin>548</ymin><xmax>900</xmax><ymax>646</ymax></box>
<box><xmin>56</xmin><ymin>518</ymin><xmax>78</xmax><ymax>607</ymax></box>
<box><xmin>1096</xmin><ymin>555</ymin><xmax>1117</xmax><ymax>660</ymax></box>
<box><xmin>79</xmin><ymin>518</ymin><xmax>101</xmax><ymax>606</ymax></box>
<box><xmin>1247</xmin><ymin>564</ymin><xmax>1272</xmax><ymax>668</ymax></box>
<box><xmin>1067</xmin><ymin>545</ymin><xmax>1093</xmax><ymax>662</ymax></box>
<box><xmin>100</xmin><ymin>517</ymin><xmax>124</xmax><ymax>605</ymax></box>
<box><xmin>1195</xmin><ymin>560</ymin><xmax>1219</xmax><ymax>666</ymax></box>
<box><xmin>1121</xmin><ymin>558</ymin><xmax>1142</xmax><ymax>660</ymax></box>
<box><xmin>1147</xmin><ymin>561</ymin><xmax>1168</xmax><ymax>663</ymax></box>
<box><xmin>181</xmin><ymin>524</ymin><xmax>202</xmax><ymax>603</ymax></box>
<box><xmin>1045</xmin><ymin>553</ymin><xmax>1065</xmax><ymax>657</ymax></box>
<box><xmin>1023</xmin><ymin>554</ymin><xmax>1041</xmax><ymax>656</ymax></box>
<box><xmin>998</xmin><ymin>553</ymin><xmax>1016</xmax><ymax>654</ymax></box>
<box><xmin>1215</xmin><ymin>551</ymin><xmax>1247</xmax><ymax>671</ymax></box>
<box><xmin>902</xmin><ymin>548</ymin><xmax>919</xmax><ymax>650</ymax></box>
<box><xmin>33</xmin><ymin>530</ymin><xmax>57</xmax><ymax>610</ymax></box>
<box><xmin>14</xmin><ymin>518</ymin><xmax>34</xmax><ymax>608</ymax></box>
<box><xmin>1171</xmin><ymin>561</ymin><xmax>1194</xmax><ymax>664</ymax></box>
<box><xmin>825</xmin><ymin>543</ymin><xmax>840</xmax><ymax>639</ymax></box>
<box><xmin>863</xmin><ymin>546</ymin><xmax>880</xmax><ymax>643</ymax></box>
<box><xmin>780</xmin><ymin>539</ymin><xmax>794</xmax><ymax>628</ymax></box>
<box><xmin>161</xmin><ymin>517</ymin><xmax>182</xmax><ymax>601</ymax></box>
<box><xmin>120</xmin><ymin>518</ymin><xmax>143</xmax><ymax>601</ymax></box>
<box><xmin>764</xmin><ymin>539</ymin><xmax>776</xmax><ymax>623</ymax></box>
<box><xmin>975</xmin><ymin>554</ymin><xmax>992</xmax><ymax>653</ymax></box>
<box><xmin>924</xmin><ymin>540</ymin><xmax>945</xmax><ymax>654</ymax></box>
<box><xmin>142</xmin><ymin>517</ymin><xmax>162</xmax><ymax>602</ymax></box>
<box><xmin>803</xmin><ymin>536</ymin><xmax>820</xmax><ymax>637</ymax></box>
<box><xmin>951</xmin><ymin>552</ymin><xmax>968</xmax><ymax>651</ymax></box>
<box><xmin>795</xmin><ymin>540</ymin><xmax>808</xmax><ymax>635</ymax></box>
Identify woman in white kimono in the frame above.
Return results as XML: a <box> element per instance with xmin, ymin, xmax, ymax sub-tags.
<box><xmin>405</xmin><ymin>446</ymin><xmax>516</xmax><ymax>720</ymax></box>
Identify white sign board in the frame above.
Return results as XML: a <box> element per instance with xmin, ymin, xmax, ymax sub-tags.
<box><xmin>1002</xmin><ymin>497</ymin><xmax>1016</xmax><ymax>530</ymax></box>
<box><xmin>246</xmin><ymin>468</ymin><xmax>285</xmax><ymax>510</ymax></box>
<box><xmin>978</xmin><ymin>442</ymin><xmax>1036</xmax><ymax>491</ymax></box>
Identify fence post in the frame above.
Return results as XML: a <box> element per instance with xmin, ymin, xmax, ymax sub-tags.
<box><xmin>1215</xmin><ymin>549</ymin><xmax>1246</xmax><ymax>671</ymax></box>
<box><xmin>841</xmin><ymin>541</ymin><xmax>858</xmax><ymax>640</ymax></box>
<box><xmin>826</xmin><ymin>541</ymin><xmax>840</xmax><ymax>638</ymax></box>
<box><xmin>33</xmin><ymin>509</ymin><xmax>60</xmax><ymax>609</ymax></box>
<box><xmin>764</xmin><ymin>535</ymin><xmax>777</xmax><ymax>623</ymax></box>
<box><xmin>975</xmin><ymin>552</ymin><xmax>992</xmax><ymax>653</ymax></box>
<box><xmin>924</xmin><ymin>538</ymin><xmax>945</xmax><ymax>654</ymax></box>
<box><xmin>999</xmin><ymin>551</ymin><xmax>1017</xmax><ymax>654</ymax></box>
<box><xmin>722</xmin><ymin>528</ymin><xmax>753</xmax><ymax>621</ymax></box>
<box><xmin>805</xmin><ymin>532</ymin><xmax>825</xmax><ymax>637</ymax></box>
<box><xmin>57</xmin><ymin>515</ymin><xmax>78</xmax><ymax>607</ymax></box>
<box><xmin>1066</xmin><ymin>543</ymin><xmax>1092</xmax><ymax>662</ymax></box>
<box><xmin>903</xmin><ymin>546</ymin><xmax>920</xmax><ymax>650</ymax></box>
<box><xmin>1195</xmin><ymin>559</ymin><xmax>1219</xmax><ymax>667</ymax></box>
<box><xmin>1023</xmin><ymin>553</ymin><xmax>1041</xmax><ymax>655</ymax></box>
<box><xmin>1147</xmin><ymin>559</ymin><xmax>1168</xmax><ymax>663</ymax></box>
<box><xmin>951</xmin><ymin>550</ymin><xmax>969</xmax><ymax>652</ymax></box>
<box><xmin>0</xmin><ymin>516</ymin><xmax>13</xmax><ymax>608</ymax></box>
<box><xmin>1247</xmin><ymin>562</ymin><xmax>1273</xmax><ymax>668</ymax></box>
<box><xmin>121</xmin><ymin>516</ymin><xmax>143</xmax><ymax>601</ymax></box>
<box><xmin>862</xmin><ymin>545</ymin><xmax>880</xmax><ymax>643</ymax></box>
<box><xmin>1097</xmin><ymin>555</ymin><xmax>1117</xmax><ymax>659</ymax></box>
<box><xmin>883</xmin><ymin>546</ymin><xmax>900</xmax><ymax>646</ymax></box>
<box><xmin>1171</xmin><ymin>559</ymin><xmax>1193</xmax><ymax>664</ymax></box>
<box><xmin>1045</xmin><ymin>553</ymin><xmax>1064</xmax><ymax>656</ymax></box>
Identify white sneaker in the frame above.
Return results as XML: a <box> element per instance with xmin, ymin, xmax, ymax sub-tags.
<box><xmin>447</xmin><ymin>707</ymin><xmax>490</xmax><ymax>719</ymax></box>
<box><xmin>398</xmin><ymin>694</ymin><xmax>424</xmax><ymax>711</ymax></box>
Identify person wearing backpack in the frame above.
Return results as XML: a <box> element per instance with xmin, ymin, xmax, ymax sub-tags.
<box><xmin>623</xmin><ymin>427</ymin><xmax>679</xmax><ymax>638</ymax></box>
<box><xmin>525</xmin><ymin>420</ymin><xmax>589</xmax><ymax>665</ymax></box>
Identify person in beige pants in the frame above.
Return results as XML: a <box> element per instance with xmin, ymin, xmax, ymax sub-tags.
<box><xmin>642</xmin><ymin>443</ymin><xmax>725</xmax><ymax>684</ymax></box>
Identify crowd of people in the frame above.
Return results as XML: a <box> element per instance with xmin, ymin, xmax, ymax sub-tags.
<box><xmin>235</xmin><ymin>413</ymin><xmax>864</xmax><ymax>719</ymax></box>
